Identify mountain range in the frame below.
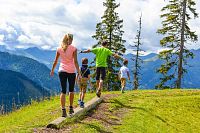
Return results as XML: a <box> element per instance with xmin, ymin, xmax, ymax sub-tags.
<box><xmin>0</xmin><ymin>51</ymin><xmax>60</xmax><ymax>93</ymax></box>
<box><xmin>0</xmin><ymin>69</ymin><xmax>50</xmax><ymax>112</ymax></box>
<box><xmin>1</xmin><ymin>44</ymin><xmax>200</xmax><ymax>113</ymax></box>
<box><xmin>1</xmin><ymin>46</ymin><xmax>200</xmax><ymax>89</ymax></box>
<box><xmin>124</xmin><ymin>49</ymin><xmax>200</xmax><ymax>89</ymax></box>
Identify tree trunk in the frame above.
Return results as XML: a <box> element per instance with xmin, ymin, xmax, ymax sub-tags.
<box><xmin>177</xmin><ymin>0</ymin><xmax>186</xmax><ymax>88</ymax></box>
<box><xmin>133</xmin><ymin>14</ymin><xmax>142</xmax><ymax>90</ymax></box>
<box><xmin>107</xmin><ymin>28</ymin><xmax>112</xmax><ymax>90</ymax></box>
<box><xmin>134</xmin><ymin>46</ymin><xmax>139</xmax><ymax>90</ymax></box>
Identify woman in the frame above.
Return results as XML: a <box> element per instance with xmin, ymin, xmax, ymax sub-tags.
<box><xmin>50</xmin><ymin>34</ymin><xmax>81</xmax><ymax>117</ymax></box>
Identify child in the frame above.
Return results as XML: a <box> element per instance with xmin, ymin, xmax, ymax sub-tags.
<box><xmin>77</xmin><ymin>58</ymin><xmax>90</xmax><ymax>108</ymax></box>
<box><xmin>119</xmin><ymin>60</ymin><xmax>130</xmax><ymax>93</ymax></box>
<box><xmin>80</xmin><ymin>40</ymin><xmax>125</xmax><ymax>97</ymax></box>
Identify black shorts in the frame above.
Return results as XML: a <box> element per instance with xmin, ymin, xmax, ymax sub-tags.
<box><xmin>96</xmin><ymin>67</ymin><xmax>106</xmax><ymax>80</ymax></box>
<box><xmin>58</xmin><ymin>72</ymin><xmax>76</xmax><ymax>94</ymax></box>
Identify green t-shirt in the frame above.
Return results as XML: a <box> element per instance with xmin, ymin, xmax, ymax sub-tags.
<box><xmin>91</xmin><ymin>47</ymin><xmax>113</xmax><ymax>67</ymax></box>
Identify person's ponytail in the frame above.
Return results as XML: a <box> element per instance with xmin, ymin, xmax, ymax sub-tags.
<box><xmin>61</xmin><ymin>34</ymin><xmax>69</xmax><ymax>51</ymax></box>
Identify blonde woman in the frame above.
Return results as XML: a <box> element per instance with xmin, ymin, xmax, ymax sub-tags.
<box><xmin>50</xmin><ymin>34</ymin><xmax>81</xmax><ymax>117</ymax></box>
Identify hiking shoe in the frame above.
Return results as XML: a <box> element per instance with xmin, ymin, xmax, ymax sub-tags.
<box><xmin>96</xmin><ymin>90</ymin><xmax>101</xmax><ymax>97</ymax></box>
<box><xmin>80</xmin><ymin>101</ymin><xmax>84</xmax><ymax>108</ymax></box>
<box><xmin>69</xmin><ymin>106</ymin><xmax>74</xmax><ymax>115</ymax></box>
<box><xmin>62</xmin><ymin>108</ymin><xmax>67</xmax><ymax>117</ymax></box>
<box><xmin>78</xmin><ymin>99</ymin><xmax>81</xmax><ymax>105</ymax></box>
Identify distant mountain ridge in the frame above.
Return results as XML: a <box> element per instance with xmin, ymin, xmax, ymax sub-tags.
<box><xmin>0</xmin><ymin>51</ymin><xmax>60</xmax><ymax>93</ymax></box>
<box><xmin>0</xmin><ymin>46</ymin><xmax>96</xmax><ymax>70</ymax></box>
<box><xmin>124</xmin><ymin>49</ymin><xmax>200</xmax><ymax>89</ymax></box>
<box><xmin>1</xmin><ymin>46</ymin><xmax>200</xmax><ymax>89</ymax></box>
<box><xmin>0</xmin><ymin>69</ymin><xmax>49</xmax><ymax>112</ymax></box>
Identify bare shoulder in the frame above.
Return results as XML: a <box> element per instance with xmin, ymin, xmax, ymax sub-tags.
<box><xmin>56</xmin><ymin>47</ymin><xmax>62</xmax><ymax>53</ymax></box>
<box><xmin>70</xmin><ymin>45</ymin><xmax>77</xmax><ymax>52</ymax></box>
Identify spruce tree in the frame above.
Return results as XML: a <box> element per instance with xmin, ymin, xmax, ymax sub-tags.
<box><xmin>92</xmin><ymin>0</ymin><xmax>126</xmax><ymax>90</ymax></box>
<box><xmin>156</xmin><ymin>0</ymin><xmax>198</xmax><ymax>89</ymax></box>
<box><xmin>131</xmin><ymin>14</ymin><xmax>143</xmax><ymax>90</ymax></box>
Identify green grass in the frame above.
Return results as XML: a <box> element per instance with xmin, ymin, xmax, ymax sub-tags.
<box><xmin>0</xmin><ymin>93</ymin><xmax>96</xmax><ymax>133</ymax></box>
<box><xmin>1</xmin><ymin>90</ymin><xmax>200</xmax><ymax>133</ymax></box>
<box><xmin>70</xmin><ymin>89</ymin><xmax>200</xmax><ymax>133</ymax></box>
<box><xmin>112</xmin><ymin>90</ymin><xmax>200</xmax><ymax>133</ymax></box>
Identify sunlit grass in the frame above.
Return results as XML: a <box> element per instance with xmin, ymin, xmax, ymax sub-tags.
<box><xmin>0</xmin><ymin>92</ymin><xmax>96</xmax><ymax>133</ymax></box>
<box><xmin>71</xmin><ymin>89</ymin><xmax>200</xmax><ymax>133</ymax></box>
<box><xmin>1</xmin><ymin>90</ymin><xmax>200</xmax><ymax>133</ymax></box>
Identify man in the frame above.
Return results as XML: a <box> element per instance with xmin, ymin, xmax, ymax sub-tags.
<box><xmin>80</xmin><ymin>40</ymin><xmax>125</xmax><ymax>97</ymax></box>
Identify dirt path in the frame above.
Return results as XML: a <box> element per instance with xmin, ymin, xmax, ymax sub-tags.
<box><xmin>34</xmin><ymin>93</ymin><xmax>128</xmax><ymax>133</ymax></box>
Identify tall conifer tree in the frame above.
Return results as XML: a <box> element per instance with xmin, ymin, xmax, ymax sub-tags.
<box><xmin>131</xmin><ymin>14</ymin><xmax>143</xmax><ymax>90</ymax></box>
<box><xmin>92</xmin><ymin>0</ymin><xmax>126</xmax><ymax>90</ymax></box>
<box><xmin>156</xmin><ymin>0</ymin><xmax>198</xmax><ymax>89</ymax></box>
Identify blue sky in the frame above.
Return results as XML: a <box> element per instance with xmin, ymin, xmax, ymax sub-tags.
<box><xmin>0</xmin><ymin>0</ymin><xmax>199</xmax><ymax>54</ymax></box>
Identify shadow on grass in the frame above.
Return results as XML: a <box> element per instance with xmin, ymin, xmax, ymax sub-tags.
<box><xmin>112</xmin><ymin>99</ymin><xmax>178</xmax><ymax>131</ymax></box>
<box><xmin>86</xmin><ymin>107</ymin><xmax>121</xmax><ymax>126</ymax></box>
<box><xmin>94</xmin><ymin>116</ymin><xmax>121</xmax><ymax>126</ymax></box>
<box><xmin>112</xmin><ymin>99</ymin><xmax>175</xmax><ymax>127</ymax></box>
<box><xmin>78</xmin><ymin>121</ymin><xmax>112</xmax><ymax>133</ymax></box>
<box><xmin>63</xmin><ymin>98</ymin><xmax>177</xmax><ymax>132</ymax></box>
<box><xmin>112</xmin><ymin>99</ymin><xmax>135</xmax><ymax>109</ymax></box>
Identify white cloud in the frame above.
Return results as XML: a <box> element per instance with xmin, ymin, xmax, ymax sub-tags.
<box><xmin>17</xmin><ymin>35</ymin><xmax>29</xmax><ymax>43</ymax></box>
<box><xmin>0</xmin><ymin>35</ymin><xmax>4</xmax><ymax>41</ymax></box>
<box><xmin>0</xmin><ymin>0</ymin><xmax>199</xmax><ymax>53</ymax></box>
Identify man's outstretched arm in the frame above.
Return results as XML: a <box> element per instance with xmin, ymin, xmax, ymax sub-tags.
<box><xmin>80</xmin><ymin>49</ymin><xmax>91</xmax><ymax>53</ymax></box>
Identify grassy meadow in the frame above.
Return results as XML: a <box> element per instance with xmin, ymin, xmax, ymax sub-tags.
<box><xmin>0</xmin><ymin>89</ymin><xmax>200</xmax><ymax>133</ymax></box>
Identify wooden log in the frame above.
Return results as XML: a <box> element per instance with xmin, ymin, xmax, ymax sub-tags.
<box><xmin>47</xmin><ymin>96</ymin><xmax>103</xmax><ymax>129</ymax></box>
